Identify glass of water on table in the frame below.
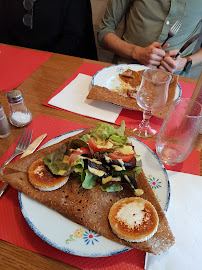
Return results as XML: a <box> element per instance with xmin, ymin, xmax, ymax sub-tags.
<box><xmin>156</xmin><ymin>98</ymin><xmax>202</xmax><ymax>166</ymax></box>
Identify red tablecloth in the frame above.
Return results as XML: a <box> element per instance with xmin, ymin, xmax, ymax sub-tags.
<box><xmin>0</xmin><ymin>44</ymin><xmax>52</xmax><ymax>92</ymax></box>
<box><xmin>0</xmin><ymin>115</ymin><xmax>200</xmax><ymax>270</ymax></box>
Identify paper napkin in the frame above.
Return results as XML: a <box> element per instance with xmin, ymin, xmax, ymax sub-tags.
<box><xmin>48</xmin><ymin>73</ymin><xmax>122</xmax><ymax>123</ymax></box>
<box><xmin>147</xmin><ymin>171</ymin><xmax>202</xmax><ymax>270</ymax></box>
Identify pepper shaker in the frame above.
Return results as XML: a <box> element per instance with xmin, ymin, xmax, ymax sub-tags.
<box><xmin>6</xmin><ymin>90</ymin><xmax>32</xmax><ymax>127</ymax></box>
<box><xmin>0</xmin><ymin>102</ymin><xmax>10</xmax><ymax>138</ymax></box>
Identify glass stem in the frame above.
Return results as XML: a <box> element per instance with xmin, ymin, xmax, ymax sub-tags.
<box><xmin>140</xmin><ymin>110</ymin><xmax>152</xmax><ymax>128</ymax></box>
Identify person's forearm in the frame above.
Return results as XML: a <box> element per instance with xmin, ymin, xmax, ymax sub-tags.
<box><xmin>187</xmin><ymin>48</ymin><xmax>202</xmax><ymax>67</ymax></box>
<box><xmin>102</xmin><ymin>33</ymin><xmax>166</xmax><ymax>67</ymax></box>
<box><xmin>179</xmin><ymin>48</ymin><xmax>202</xmax><ymax>72</ymax></box>
<box><xmin>102</xmin><ymin>33</ymin><xmax>135</xmax><ymax>59</ymax></box>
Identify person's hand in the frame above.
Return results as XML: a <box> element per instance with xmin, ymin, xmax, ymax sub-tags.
<box><xmin>133</xmin><ymin>42</ymin><xmax>169</xmax><ymax>68</ymax></box>
<box><xmin>159</xmin><ymin>49</ymin><xmax>187</xmax><ymax>73</ymax></box>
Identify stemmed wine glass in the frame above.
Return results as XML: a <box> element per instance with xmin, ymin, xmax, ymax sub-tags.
<box><xmin>132</xmin><ymin>69</ymin><xmax>172</xmax><ymax>138</ymax></box>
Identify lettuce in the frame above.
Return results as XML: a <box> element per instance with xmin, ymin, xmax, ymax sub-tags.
<box><xmin>43</xmin><ymin>144</ymin><xmax>71</xmax><ymax>176</ymax></box>
<box><xmin>68</xmin><ymin>139</ymin><xmax>88</xmax><ymax>149</ymax></box>
<box><xmin>82</xmin><ymin>170</ymin><xmax>97</xmax><ymax>189</ymax></box>
<box><xmin>73</xmin><ymin>157</ymin><xmax>85</xmax><ymax>174</ymax></box>
<box><xmin>89</xmin><ymin>121</ymin><xmax>128</xmax><ymax>146</ymax></box>
<box><xmin>101</xmin><ymin>183</ymin><xmax>123</xmax><ymax>192</ymax></box>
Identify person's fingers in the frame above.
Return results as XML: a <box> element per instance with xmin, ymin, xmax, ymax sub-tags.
<box><xmin>152</xmin><ymin>59</ymin><xmax>162</xmax><ymax>66</ymax></box>
<box><xmin>159</xmin><ymin>65</ymin><xmax>167</xmax><ymax>71</ymax></box>
<box><xmin>149</xmin><ymin>55</ymin><xmax>162</xmax><ymax>64</ymax></box>
<box><xmin>152</xmin><ymin>42</ymin><xmax>163</xmax><ymax>48</ymax></box>
<box><xmin>162</xmin><ymin>43</ymin><xmax>169</xmax><ymax>49</ymax></box>
<box><xmin>152</xmin><ymin>42</ymin><xmax>169</xmax><ymax>53</ymax></box>
<box><xmin>165</xmin><ymin>57</ymin><xmax>177</xmax><ymax>69</ymax></box>
<box><xmin>164</xmin><ymin>49</ymin><xmax>179</xmax><ymax>57</ymax></box>
<box><xmin>146</xmin><ymin>58</ymin><xmax>162</xmax><ymax>67</ymax></box>
<box><xmin>151</xmin><ymin>46</ymin><xmax>166</xmax><ymax>58</ymax></box>
<box><xmin>160</xmin><ymin>59</ymin><xmax>174</xmax><ymax>73</ymax></box>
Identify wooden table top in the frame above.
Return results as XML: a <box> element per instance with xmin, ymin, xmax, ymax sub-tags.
<box><xmin>0</xmin><ymin>47</ymin><xmax>201</xmax><ymax>270</ymax></box>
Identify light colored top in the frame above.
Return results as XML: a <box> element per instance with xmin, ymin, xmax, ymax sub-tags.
<box><xmin>98</xmin><ymin>0</ymin><xmax>202</xmax><ymax>68</ymax></box>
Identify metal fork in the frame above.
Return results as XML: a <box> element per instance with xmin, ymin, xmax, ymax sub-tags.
<box><xmin>0</xmin><ymin>128</ymin><xmax>33</xmax><ymax>197</ymax></box>
<box><xmin>161</xmin><ymin>21</ymin><xmax>181</xmax><ymax>47</ymax></box>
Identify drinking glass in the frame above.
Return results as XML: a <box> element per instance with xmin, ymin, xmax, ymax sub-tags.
<box><xmin>156</xmin><ymin>98</ymin><xmax>202</xmax><ymax>166</ymax></box>
<box><xmin>132</xmin><ymin>69</ymin><xmax>171</xmax><ymax>138</ymax></box>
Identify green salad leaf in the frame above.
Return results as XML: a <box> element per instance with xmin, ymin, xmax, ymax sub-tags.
<box><xmin>111</xmin><ymin>166</ymin><xmax>141</xmax><ymax>178</ymax></box>
<box><xmin>85</xmin><ymin>121</ymin><xmax>128</xmax><ymax>146</ymax></box>
<box><xmin>69</xmin><ymin>139</ymin><xmax>88</xmax><ymax>150</ymax></box>
<box><xmin>43</xmin><ymin>144</ymin><xmax>71</xmax><ymax>176</ymax></box>
<box><xmin>133</xmin><ymin>166</ymin><xmax>142</xmax><ymax>177</ymax></box>
<box><xmin>82</xmin><ymin>170</ymin><xmax>97</xmax><ymax>189</ymax></box>
<box><xmin>73</xmin><ymin>157</ymin><xmax>85</xmax><ymax>174</ymax></box>
<box><xmin>101</xmin><ymin>183</ymin><xmax>123</xmax><ymax>192</ymax></box>
<box><xmin>80</xmin><ymin>134</ymin><xmax>89</xmax><ymax>143</ymax></box>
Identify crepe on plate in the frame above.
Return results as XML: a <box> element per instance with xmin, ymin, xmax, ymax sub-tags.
<box><xmin>1</xmin><ymin>129</ymin><xmax>175</xmax><ymax>255</ymax></box>
<box><xmin>87</xmin><ymin>69</ymin><xmax>179</xmax><ymax>119</ymax></box>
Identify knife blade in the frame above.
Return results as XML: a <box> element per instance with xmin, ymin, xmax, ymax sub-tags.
<box><xmin>175</xmin><ymin>33</ymin><xmax>201</xmax><ymax>58</ymax></box>
<box><xmin>21</xmin><ymin>133</ymin><xmax>47</xmax><ymax>158</ymax></box>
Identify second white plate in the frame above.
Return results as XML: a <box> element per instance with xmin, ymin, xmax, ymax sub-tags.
<box><xmin>92</xmin><ymin>64</ymin><xmax>181</xmax><ymax>100</ymax></box>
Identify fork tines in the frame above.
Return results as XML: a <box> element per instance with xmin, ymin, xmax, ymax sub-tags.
<box><xmin>18</xmin><ymin>129</ymin><xmax>32</xmax><ymax>149</ymax></box>
<box><xmin>171</xmin><ymin>21</ymin><xmax>181</xmax><ymax>35</ymax></box>
<box><xmin>161</xmin><ymin>21</ymin><xmax>181</xmax><ymax>47</ymax></box>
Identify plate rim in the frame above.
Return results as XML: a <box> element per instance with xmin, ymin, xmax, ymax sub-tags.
<box><xmin>18</xmin><ymin>193</ymin><xmax>130</xmax><ymax>257</ymax></box>
<box><xmin>92</xmin><ymin>63</ymin><xmax>182</xmax><ymax>99</ymax></box>
<box><xmin>131</xmin><ymin>136</ymin><xmax>170</xmax><ymax>212</ymax></box>
<box><xmin>18</xmin><ymin>128</ymin><xmax>170</xmax><ymax>257</ymax></box>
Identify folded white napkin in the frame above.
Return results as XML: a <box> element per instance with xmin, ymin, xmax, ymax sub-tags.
<box><xmin>48</xmin><ymin>73</ymin><xmax>122</xmax><ymax>123</ymax></box>
<box><xmin>147</xmin><ymin>171</ymin><xmax>202</xmax><ymax>270</ymax></box>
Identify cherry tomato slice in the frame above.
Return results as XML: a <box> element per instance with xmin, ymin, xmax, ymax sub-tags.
<box><xmin>88</xmin><ymin>138</ymin><xmax>113</xmax><ymax>153</ymax></box>
<box><xmin>69</xmin><ymin>147</ymin><xmax>91</xmax><ymax>166</ymax></box>
<box><xmin>109</xmin><ymin>151</ymin><xmax>134</xmax><ymax>162</ymax></box>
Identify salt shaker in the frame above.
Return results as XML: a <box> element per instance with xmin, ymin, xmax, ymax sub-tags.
<box><xmin>6</xmin><ymin>90</ymin><xmax>32</xmax><ymax>127</ymax></box>
<box><xmin>0</xmin><ymin>103</ymin><xmax>10</xmax><ymax>138</ymax></box>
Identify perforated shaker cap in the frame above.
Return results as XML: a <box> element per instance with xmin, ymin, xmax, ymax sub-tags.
<box><xmin>6</xmin><ymin>90</ymin><xmax>24</xmax><ymax>104</ymax></box>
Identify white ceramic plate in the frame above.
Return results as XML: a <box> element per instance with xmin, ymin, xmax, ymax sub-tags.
<box><xmin>19</xmin><ymin>129</ymin><xmax>170</xmax><ymax>257</ymax></box>
<box><xmin>92</xmin><ymin>64</ymin><xmax>182</xmax><ymax>100</ymax></box>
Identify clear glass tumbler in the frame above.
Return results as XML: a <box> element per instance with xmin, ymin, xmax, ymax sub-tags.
<box><xmin>156</xmin><ymin>98</ymin><xmax>202</xmax><ymax>166</ymax></box>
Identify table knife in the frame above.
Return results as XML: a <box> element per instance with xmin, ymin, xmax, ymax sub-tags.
<box><xmin>21</xmin><ymin>133</ymin><xmax>47</xmax><ymax>158</ymax></box>
<box><xmin>175</xmin><ymin>33</ymin><xmax>201</xmax><ymax>58</ymax></box>
<box><xmin>0</xmin><ymin>133</ymin><xmax>47</xmax><ymax>197</ymax></box>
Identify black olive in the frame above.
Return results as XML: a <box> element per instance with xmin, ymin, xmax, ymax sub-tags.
<box><xmin>101</xmin><ymin>178</ymin><xmax>121</xmax><ymax>186</ymax></box>
<box><xmin>88</xmin><ymin>158</ymin><xmax>107</xmax><ymax>177</ymax></box>
<box><xmin>123</xmin><ymin>157</ymin><xmax>136</xmax><ymax>169</ymax></box>
<box><xmin>111</xmin><ymin>159</ymin><xmax>124</xmax><ymax>166</ymax></box>
<box><xmin>128</xmin><ymin>175</ymin><xmax>138</xmax><ymax>189</ymax></box>
<box><xmin>121</xmin><ymin>174</ymin><xmax>138</xmax><ymax>190</ymax></box>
